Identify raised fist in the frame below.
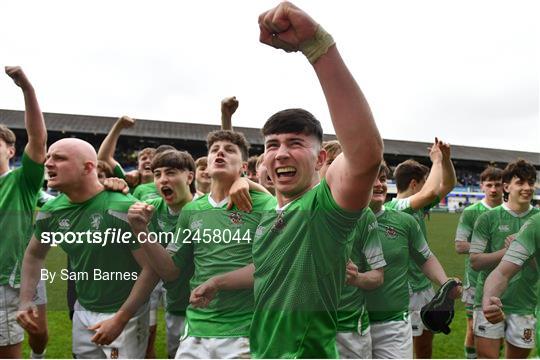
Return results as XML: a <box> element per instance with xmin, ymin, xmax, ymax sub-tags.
<box><xmin>127</xmin><ymin>202</ymin><xmax>155</xmax><ymax>234</ymax></box>
<box><xmin>221</xmin><ymin>96</ymin><xmax>239</xmax><ymax>118</ymax></box>
<box><xmin>258</xmin><ymin>2</ymin><xmax>318</xmax><ymax>52</ymax></box>
<box><xmin>118</xmin><ymin>115</ymin><xmax>136</xmax><ymax>129</ymax></box>
<box><xmin>428</xmin><ymin>137</ymin><xmax>443</xmax><ymax>163</ymax></box>
<box><xmin>5</xmin><ymin>66</ymin><xmax>32</xmax><ymax>89</ymax></box>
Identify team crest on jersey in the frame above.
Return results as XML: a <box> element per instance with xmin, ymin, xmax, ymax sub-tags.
<box><xmin>110</xmin><ymin>347</ymin><xmax>119</xmax><ymax>359</ymax></box>
<box><xmin>385</xmin><ymin>227</ymin><xmax>397</xmax><ymax>238</ymax></box>
<box><xmin>255</xmin><ymin>225</ymin><xmax>266</xmax><ymax>238</ymax></box>
<box><xmin>58</xmin><ymin>218</ymin><xmax>71</xmax><ymax>230</ymax></box>
<box><xmin>190</xmin><ymin>219</ymin><xmax>203</xmax><ymax>230</ymax></box>
<box><xmin>90</xmin><ymin>214</ymin><xmax>103</xmax><ymax>230</ymax></box>
<box><xmin>522</xmin><ymin>328</ymin><xmax>533</xmax><ymax>343</ymax></box>
<box><xmin>498</xmin><ymin>224</ymin><xmax>510</xmax><ymax>232</ymax></box>
<box><xmin>272</xmin><ymin>212</ymin><xmax>286</xmax><ymax>233</ymax></box>
<box><xmin>228</xmin><ymin>211</ymin><xmax>243</xmax><ymax>225</ymax></box>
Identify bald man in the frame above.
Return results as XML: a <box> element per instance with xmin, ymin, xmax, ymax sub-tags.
<box><xmin>17</xmin><ymin>138</ymin><xmax>159</xmax><ymax>359</ymax></box>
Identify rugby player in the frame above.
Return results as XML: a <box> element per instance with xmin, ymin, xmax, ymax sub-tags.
<box><xmin>139</xmin><ymin>149</ymin><xmax>196</xmax><ymax>358</ymax></box>
<box><xmin>385</xmin><ymin>138</ymin><xmax>457</xmax><ymax>358</ymax></box>
<box><xmin>132</xmin><ymin>147</ymin><xmax>159</xmax><ymax>201</ymax></box>
<box><xmin>470</xmin><ymin>159</ymin><xmax>538</xmax><ymax>358</ymax></box>
<box><xmin>17</xmin><ymin>138</ymin><xmax>159</xmax><ymax>358</ymax></box>
<box><xmin>130</xmin><ymin>130</ymin><xmax>275</xmax><ymax>358</ymax></box>
<box><xmin>194</xmin><ymin>156</ymin><xmax>210</xmax><ymax>196</ymax></box>
<box><xmin>482</xmin><ymin>211</ymin><xmax>540</xmax><ymax>357</ymax></box>
<box><xmin>318</xmin><ymin>140</ymin><xmax>385</xmax><ymax>358</ymax></box>
<box><xmin>367</xmin><ymin>162</ymin><xmax>460</xmax><ymax>358</ymax></box>
<box><xmin>251</xmin><ymin>2</ymin><xmax>383</xmax><ymax>357</ymax></box>
<box><xmin>454</xmin><ymin>166</ymin><xmax>503</xmax><ymax>358</ymax></box>
<box><xmin>0</xmin><ymin>66</ymin><xmax>48</xmax><ymax>359</ymax></box>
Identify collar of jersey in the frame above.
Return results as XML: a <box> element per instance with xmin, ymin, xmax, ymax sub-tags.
<box><xmin>275</xmin><ymin>182</ymin><xmax>321</xmax><ymax>211</ymax></box>
<box><xmin>502</xmin><ymin>203</ymin><xmax>533</xmax><ymax>218</ymax></box>
<box><xmin>481</xmin><ymin>199</ymin><xmax>494</xmax><ymax>209</ymax></box>
<box><xmin>0</xmin><ymin>169</ymin><xmax>12</xmax><ymax>178</ymax></box>
<box><xmin>167</xmin><ymin>206</ymin><xmax>180</xmax><ymax>216</ymax></box>
<box><xmin>208</xmin><ymin>194</ymin><xmax>229</xmax><ymax>208</ymax></box>
<box><xmin>374</xmin><ymin>206</ymin><xmax>385</xmax><ymax>217</ymax></box>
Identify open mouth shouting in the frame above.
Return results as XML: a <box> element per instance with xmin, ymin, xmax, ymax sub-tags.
<box><xmin>160</xmin><ymin>185</ymin><xmax>175</xmax><ymax>201</ymax></box>
<box><xmin>47</xmin><ymin>170</ymin><xmax>58</xmax><ymax>181</ymax></box>
<box><xmin>276</xmin><ymin>166</ymin><xmax>297</xmax><ymax>179</ymax></box>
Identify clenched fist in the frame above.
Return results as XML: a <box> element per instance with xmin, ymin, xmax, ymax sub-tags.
<box><xmin>5</xmin><ymin>66</ymin><xmax>33</xmax><ymax>90</ymax></box>
<box><xmin>127</xmin><ymin>202</ymin><xmax>155</xmax><ymax>235</ymax></box>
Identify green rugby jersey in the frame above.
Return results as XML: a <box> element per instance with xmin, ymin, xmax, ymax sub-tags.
<box><xmin>251</xmin><ymin>179</ymin><xmax>364</xmax><ymax>359</ymax></box>
<box><xmin>337</xmin><ymin>208</ymin><xmax>385</xmax><ymax>333</ymax></box>
<box><xmin>455</xmin><ymin>200</ymin><xmax>493</xmax><ymax>290</ymax></box>
<box><xmin>34</xmin><ymin>190</ymin><xmax>141</xmax><ymax>313</ymax></box>
<box><xmin>133</xmin><ymin>182</ymin><xmax>159</xmax><ymax>201</ymax></box>
<box><xmin>170</xmin><ymin>191</ymin><xmax>276</xmax><ymax>337</ymax></box>
<box><xmin>112</xmin><ymin>164</ymin><xmax>125</xmax><ymax>179</ymax></box>
<box><xmin>470</xmin><ymin>204</ymin><xmax>539</xmax><ymax>314</ymax></box>
<box><xmin>145</xmin><ymin>197</ymin><xmax>192</xmax><ymax>316</ymax></box>
<box><xmin>366</xmin><ymin>208</ymin><xmax>432</xmax><ymax>323</ymax></box>
<box><xmin>0</xmin><ymin>153</ymin><xmax>44</xmax><ymax>287</ymax></box>
<box><xmin>385</xmin><ymin>196</ymin><xmax>439</xmax><ymax>293</ymax></box>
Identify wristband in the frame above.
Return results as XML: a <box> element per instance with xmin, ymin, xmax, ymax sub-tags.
<box><xmin>299</xmin><ymin>25</ymin><xmax>335</xmax><ymax>64</ymax></box>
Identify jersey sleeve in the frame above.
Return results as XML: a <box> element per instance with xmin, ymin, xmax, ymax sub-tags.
<box><xmin>502</xmin><ymin>215</ymin><xmax>539</xmax><ymax>266</ymax></box>
<box><xmin>34</xmin><ymin>206</ymin><xmax>53</xmax><ymax>243</ymax></box>
<box><xmin>107</xmin><ymin>196</ymin><xmax>139</xmax><ymax>250</ymax></box>
<box><xmin>455</xmin><ymin>209</ymin><xmax>474</xmax><ymax>242</ymax></box>
<box><xmin>314</xmin><ymin>179</ymin><xmax>364</xmax><ymax>245</ymax></box>
<box><xmin>408</xmin><ymin>215</ymin><xmax>432</xmax><ymax>266</ymax></box>
<box><xmin>113</xmin><ymin>164</ymin><xmax>126</xmax><ymax>179</ymax></box>
<box><xmin>359</xmin><ymin>211</ymin><xmax>386</xmax><ymax>271</ymax></box>
<box><xmin>169</xmin><ymin>208</ymin><xmax>194</xmax><ymax>271</ymax></box>
<box><xmin>19</xmin><ymin>151</ymin><xmax>45</xmax><ymax>195</ymax></box>
<box><xmin>470</xmin><ymin>212</ymin><xmax>491</xmax><ymax>254</ymax></box>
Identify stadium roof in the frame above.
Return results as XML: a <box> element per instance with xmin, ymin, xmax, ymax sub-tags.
<box><xmin>2</xmin><ymin>109</ymin><xmax>539</xmax><ymax>166</ymax></box>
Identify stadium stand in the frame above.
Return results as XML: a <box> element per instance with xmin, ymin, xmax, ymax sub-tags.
<box><xmin>2</xmin><ymin>108</ymin><xmax>539</xmax><ymax>208</ymax></box>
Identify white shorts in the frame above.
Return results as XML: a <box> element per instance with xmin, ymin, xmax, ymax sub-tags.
<box><xmin>461</xmin><ymin>285</ymin><xmax>475</xmax><ymax>306</ymax></box>
<box><xmin>409</xmin><ymin>286</ymin><xmax>435</xmax><ymax>337</ymax></box>
<box><xmin>0</xmin><ymin>285</ymin><xmax>23</xmax><ymax>346</ymax></box>
<box><xmin>149</xmin><ymin>281</ymin><xmax>165</xmax><ymax>326</ymax></box>
<box><xmin>175</xmin><ymin>336</ymin><xmax>250</xmax><ymax>359</ymax></box>
<box><xmin>473</xmin><ymin>310</ymin><xmax>536</xmax><ymax>349</ymax></box>
<box><xmin>72</xmin><ymin>301</ymin><xmax>150</xmax><ymax>358</ymax></box>
<box><xmin>336</xmin><ymin>330</ymin><xmax>372</xmax><ymax>359</ymax></box>
<box><xmin>165</xmin><ymin>312</ymin><xmax>185</xmax><ymax>358</ymax></box>
<box><xmin>34</xmin><ymin>279</ymin><xmax>47</xmax><ymax>306</ymax></box>
<box><xmin>370</xmin><ymin>316</ymin><xmax>413</xmax><ymax>359</ymax></box>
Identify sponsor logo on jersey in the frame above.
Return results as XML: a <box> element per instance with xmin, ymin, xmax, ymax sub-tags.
<box><xmin>228</xmin><ymin>211</ymin><xmax>243</xmax><ymax>225</ymax></box>
<box><xmin>523</xmin><ymin>328</ymin><xmax>533</xmax><ymax>343</ymax></box>
<box><xmin>59</xmin><ymin>218</ymin><xmax>71</xmax><ymax>230</ymax></box>
<box><xmin>90</xmin><ymin>213</ymin><xmax>103</xmax><ymax>230</ymax></box>
<box><xmin>498</xmin><ymin>224</ymin><xmax>510</xmax><ymax>232</ymax></box>
<box><xmin>385</xmin><ymin>226</ymin><xmax>397</xmax><ymax>238</ymax></box>
<box><xmin>190</xmin><ymin>219</ymin><xmax>202</xmax><ymax>230</ymax></box>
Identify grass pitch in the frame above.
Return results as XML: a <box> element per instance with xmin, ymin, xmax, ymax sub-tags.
<box><xmin>20</xmin><ymin>213</ymin><xmax>531</xmax><ymax>358</ymax></box>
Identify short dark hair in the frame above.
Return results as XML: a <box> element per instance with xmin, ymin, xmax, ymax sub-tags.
<box><xmin>379</xmin><ymin>160</ymin><xmax>391</xmax><ymax>178</ymax></box>
<box><xmin>0</xmin><ymin>124</ymin><xmax>16</xmax><ymax>146</ymax></box>
<box><xmin>394</xmin><ymin>159</ymin><xmax>430</xmax><ymax>193</ymax></box>
<box><xmin>206</xmin><ymin>130</ymin><xmax>250</xmax><ymax>161</ymax></box>
<box><xmin>502</xmin><ymin>159</ymin><xmax>537</xmax><ymax>185</ymax></box>
<box><xmin>262</xmin><ymin>108</ymin><xmax>323</xmax><ymax>144</ymax></box>
<box><xmin>97</xmin><ymin>160</ymin><xmax>113</xmax><ymax>178</ymax></box>
<box><xmin>151</xmin><ymin>150</ymin><xmax>196</xmax><ymax>194</ymax></box>
<box><xmin>480</xmin><ymin>166</ymin><xmax>503</xmax><ymax>183</ymax></box>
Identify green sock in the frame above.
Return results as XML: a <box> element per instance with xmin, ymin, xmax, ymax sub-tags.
<box><xmin>465</xmin><ymin>346</ymin><xmax>477</xmax><ymax>359</ymax></box>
